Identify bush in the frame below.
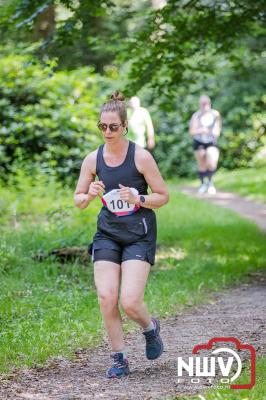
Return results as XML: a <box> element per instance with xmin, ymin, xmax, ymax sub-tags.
<box><xmin>1</xmin><ymin>50</ymin><xmax>265</xmax><ymax>181</ymax></box>
<box><xmin>0</xmin><ymin>53</ymin><xmax>105</xmax><ymax>183</ymax></box>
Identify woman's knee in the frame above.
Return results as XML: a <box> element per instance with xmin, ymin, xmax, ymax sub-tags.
<box><xmin>206</xmin><ymin>161</ymin><xmax>218</xmax><ymax>170</ymax></box>
<box><xmin>97</xmin><ymin>289</ymin><xmax>118</xmax><ymax>310</ymax></box>
<box><xmin>195</xmin><ymin>150</ymin><xmax>206</xmax><ymax>169</ymax></box>
<box><xmin>121</xmin><ymin>296</ymin><xmax>143</xmax><ymax>316</ymax></box>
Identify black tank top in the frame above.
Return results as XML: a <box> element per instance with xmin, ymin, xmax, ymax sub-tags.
<box><xmin>96</xmin><ymin>140</ymin><xmax>148</xmax><ymax>195</ymax></box>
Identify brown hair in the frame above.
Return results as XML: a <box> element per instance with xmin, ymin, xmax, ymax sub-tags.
<box><xmin>100</xmin><ymin>90</ymin><xmax>127</xmax><ymax>124</ymax></box>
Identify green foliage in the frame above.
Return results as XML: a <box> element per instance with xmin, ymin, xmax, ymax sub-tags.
<box><xmin>148</xmin><ymin>96</ymin><xmax>197</xmax><ymax>177</ymax></box>
<box><xmin>214</xmin><ymin>166</ymin><xmax>266</xmax><ymax>203</ymax></box>
<box><xmin>214</xmin><ymin>50</ymin><xmax>266</xmax><ymax>170</ymax></box>
<box><xmin>122</xmin><ymin>0</ymin><xmax>266</xmax><ymax>96</ymax></box>
<box><xmin>0</xmin><ymin>0</ymin><xmax>147</xmax><ymax>72</ymax></box>
<box><xmin>0</xmin><ymin>52</ymin><xmax>105</xmax><ymax>182</ymax></box>
<box><xmin>1</xmin><ymin>1</ymin><xmax>265</xmax><ymax>178</ymax></box>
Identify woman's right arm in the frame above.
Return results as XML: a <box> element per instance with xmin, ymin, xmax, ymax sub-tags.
<box><xmin>73</xmin><ymin>150</ymin><xmax>105</xmax><ymax>210</ymax></box>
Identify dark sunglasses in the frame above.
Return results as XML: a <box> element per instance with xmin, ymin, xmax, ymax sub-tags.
<box><xmin>97</xmin><ymin>122</ymin><xmax>123</xmax><ymax>132</ymax></box>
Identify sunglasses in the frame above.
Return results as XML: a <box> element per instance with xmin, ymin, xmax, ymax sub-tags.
<box><xmin>97</xmin><ymin>122</ymin><xmax>123</xmax><ymax>132</ymax></box>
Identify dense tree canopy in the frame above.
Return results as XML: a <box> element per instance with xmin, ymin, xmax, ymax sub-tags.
<box><xmin>123</xmin><ymin>0</ymin><xmax>266</xmax><ymax>95</ymax></box>
<box><xmin>0</xmin><ymin>0</ymin><xmax>147</xmax><ymax>71</ymax></box>
<box><xmin>0</xmin><ymin>0</ymin><xmax>265</xmax><ymax>179</ymax></box>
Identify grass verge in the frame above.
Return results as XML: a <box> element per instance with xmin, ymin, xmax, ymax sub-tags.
<box><xmin>175</xmin><ymin>166</ymin><xmax>266</xmax><ymax>203</ymax></box>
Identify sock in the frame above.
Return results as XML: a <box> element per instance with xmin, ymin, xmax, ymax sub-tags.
<box><xmin>206</xmin><ymin>169</ymin><xmax>216</xmax><ymax>183</ymax></box>
<box><xmin>198</xmin><ymin>170</ymin><xmax>207</xmax><ymax>184</ymax></box>
<box><xmin>112</xmin><ymin>347</ymin><xmax>127</xmax><ymax>359</ymax></box>
<box><xmin>143</xmin><ymin>319</ymin><xmax>155</xmax><ymax>332</ymax></box>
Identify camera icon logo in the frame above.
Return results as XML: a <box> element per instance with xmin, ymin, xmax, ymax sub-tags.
<box><xmin>192</xmin><ymin>337</ymin><xmax>256</xmax><ymax>389</ymax></box>
<box><xmin>177</xmin><ymin>337</ymin><xmax>256</xmax><ymax>390</ymax></box>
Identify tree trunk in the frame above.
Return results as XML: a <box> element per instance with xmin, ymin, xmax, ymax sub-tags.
<box><xmin>34</xmin><ymin>246</ymin><xmax>90</xmax><ymax>264</ymax></box>
<box><xmin>33</xmin><ymin>3</ymin><xmax>55</xmax><ymax>41</ymax></box>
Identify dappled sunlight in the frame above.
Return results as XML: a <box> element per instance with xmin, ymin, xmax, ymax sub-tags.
<box><xmin>155</xmin><ymin>246</ymin><xmax>186</xmax><ymax>270</ymax></box>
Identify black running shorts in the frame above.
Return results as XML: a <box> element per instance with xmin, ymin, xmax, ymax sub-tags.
<box><xmin>88</xmin><ymin>208</ymin><xmax>157</xmax><ymax>266</ymax></box>
<box><xmin>193</xmin><ymin>139</ymin><xmax>218</xmax><ymax>151</ymax></box>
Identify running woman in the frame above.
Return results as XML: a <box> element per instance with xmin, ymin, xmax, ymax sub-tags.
<box><xmin>189</xmin><ymin>95</ymin><xmax>222</xmax><ymax>194</ymax></box>
<box><xmin>74</xmin><ymin>91</ymin><xmax>169</xmax><ymax>378</ymax></box>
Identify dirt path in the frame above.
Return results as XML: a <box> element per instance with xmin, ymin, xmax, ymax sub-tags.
<box><xmin>0</xmin><ymin>276</ymin><xmax>265</xmax><ymax>400</ymax></box>
<box><xmin>179</xmin><ymin>186</ymin><xmax>266</xmax><ymax>231</ymax></box>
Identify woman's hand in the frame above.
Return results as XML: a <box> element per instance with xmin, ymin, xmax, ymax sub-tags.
<box><xmin>118</xmin><ymin>184</ymin><xmax>138</xmax><ymax>204</ymax></box>
<box><xmin>147</xmin><ymin>137</ymin><xmax>155</xmax><ymax>150</ymax></box>
<box><xmin>75</xmin><ymin>180</ymin><xmax>105</xmax><ymax>209</ymax></box>
<box><xmin>88</xmin><ymin>181</ymin><xmax>105</xmax><ymax>199</ymax></box>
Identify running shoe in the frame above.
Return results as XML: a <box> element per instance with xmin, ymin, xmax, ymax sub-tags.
<box><xmin>106</xmin><ymin>352</ymin><xmax>130</xmax><ymax>378</ymax></box>
<box><xmin>143</xmin><ymin>318</ymin><xmax>164</xmax><ymax>360</ymax></box>
<box><xmin>197</xmin><ymin>183</ymin><xmax>208</xmax><ymax>194</ymax></box>
<box><xmin>207</xmin><ymin>183</ymin><xmax>217</xmax><ymax>195</ymax></box>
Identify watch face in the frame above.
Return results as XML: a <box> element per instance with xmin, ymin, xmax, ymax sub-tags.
<box><xmin>140</xmin><ymin>195</ymin><xmax>145</xmax><ymax>203</ymax></box>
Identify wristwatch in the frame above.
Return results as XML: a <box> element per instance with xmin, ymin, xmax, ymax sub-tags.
<box><xmin>136</xmin><ymin>195</ymin><xmax>145</xmax><ymax>206</ymax></box>
<box><xmin>139</xmin><ymin>195</ymin><xmax>145</xmax><ymax>204</ymax></box>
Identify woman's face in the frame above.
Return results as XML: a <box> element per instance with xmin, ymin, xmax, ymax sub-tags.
<box><xmin>99</xmin><ymin>111</ymin><xmax>127</xmax><ymax>143</ymax></box>
<box><xmin>199</xmin><ymin>96</ymin><xmax>211</xmax><ymax>112</ymax></box>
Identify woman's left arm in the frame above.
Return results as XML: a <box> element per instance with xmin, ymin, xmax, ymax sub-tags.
<box><xmin>212</xmin><ymin>111</ymin><xmax>222</xmax><ymax>138</ymax></box>
<box><xmin>119</xmin><ymin>148</ymin><xmax>169</xmax><ymax>209</ymax></box>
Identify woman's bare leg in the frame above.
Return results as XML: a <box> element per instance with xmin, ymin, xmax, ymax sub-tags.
<box><xmin>205</xmin><ymin>146</ymin><xmax>219</xmax><ymax>192</ymax></box>
<box><xmin>206</xmin><ymin>146</ymin><xmax>219</xmax><ymax>171</ymax></box>
<box><xmin>120</xmin><ymin>260</ymin><xmax>151</xmax><ymax>329</ymax></box>
<box><xmin>94</xmin><ymin>260</ymin><xmax>124</xmax><ymax>352</ymax></box>
<box><xmin>194</xmin><ymin>148</ymin><xmax>207</xmax><ymax>175</ymax></box>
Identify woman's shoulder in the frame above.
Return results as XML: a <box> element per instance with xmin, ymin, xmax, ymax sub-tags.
<box><xmin>191</xmin><ymin>110</ymin><xmax>201</xmax><ymax>120</ymax></box>
<box><xmin>134</xmin><ymin>143</ymin><xmax>152</xmax><ymax>159</ymax></box>
<box><xmin>84</xmin><ymin>148</ymin><xmax>98</xmax><ymax>162</ymax></box>
<box><xmin>81</xmin><ymin>148</ymin><xmax>99</xmax><ymax>174</ymax></box>
<box><xmin>211</xmin><ymin>109</ymin><xmax>220</xmax><ymax>117</ymax></box>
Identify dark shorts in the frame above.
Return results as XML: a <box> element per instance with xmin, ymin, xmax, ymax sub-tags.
<box><xmin>193</xmin><ymin>139</ymin><xmax>218</xmax><ymax>151</ymax></box>
<box><xmin>88</xmin><ymin>207</ymin><xmax>157</xmax><ymax>266</ymax></box>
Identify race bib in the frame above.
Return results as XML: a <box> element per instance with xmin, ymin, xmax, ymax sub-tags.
<box><xmin>200</xmin><ymin>112</ymin><xmax>215</xmax><ymax>127</ymax></box>
<box><xmin>101</xmin><ymin>188</ymin><xmax>140</xmax><ymax>216</ymax></box>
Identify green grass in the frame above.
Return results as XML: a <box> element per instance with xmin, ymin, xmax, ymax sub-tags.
<box><xmin>214</xmin><ymin>167</ymin><xmax>266</xmax><ymax>203</ymax></box>
<box><xmin>0</xmin><ymin>172</ymin><xmax>265</xmax><ymax>376</ymax></box>
<box><xmin>178</xmin><ymin>357</ymin><xmax>266</xmax><ymax>400</ymax></box>
<box><xmin>181</xmin><ymin>166</ymin><xmax>266</xmax><ymax>203</ymax></box>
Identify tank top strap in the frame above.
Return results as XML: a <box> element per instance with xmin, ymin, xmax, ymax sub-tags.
<box><xmin>125</xmin><ymin>140</ymin><xmax>135</xmax><ymax>165</ymax></box>
<box><xmin>96</xmin><ymin>144</ymin><xmax>104</xmax><ymax>175</ymax></box>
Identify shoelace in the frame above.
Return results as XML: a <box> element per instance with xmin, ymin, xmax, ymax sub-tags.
<box><xmin>111</xmin><ymin>353</ymin><xmax>125</xmax><ymax>368</ymax></box>
<box><xmin>144</xmin><ymin>330</ymin><xmax>158</xmax><ymax>346</ymax></box>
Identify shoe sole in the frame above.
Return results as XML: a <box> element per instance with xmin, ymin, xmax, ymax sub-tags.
<box><xmin>106</xmin><ymin>367</ymin><xmax>130</xmax><ymax>379</ymax></box>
